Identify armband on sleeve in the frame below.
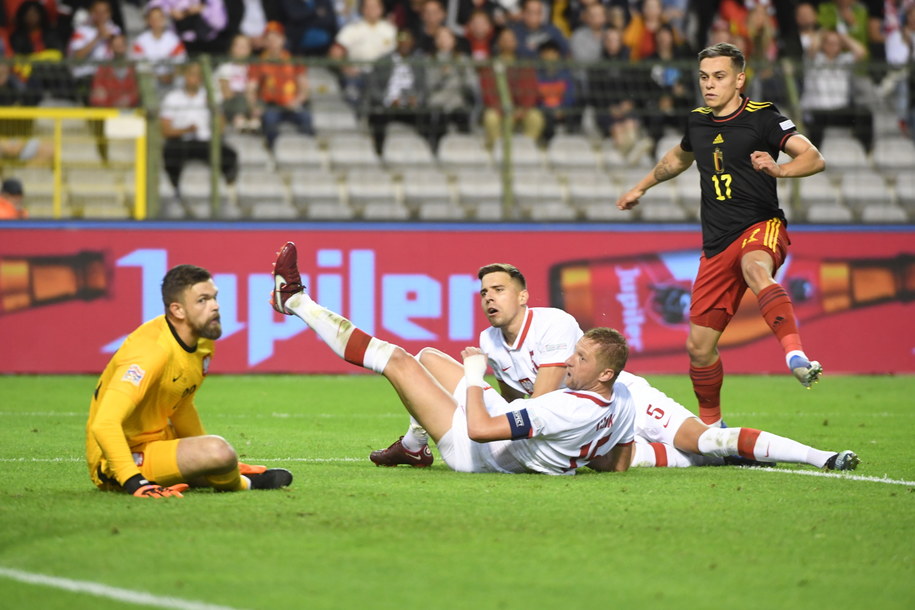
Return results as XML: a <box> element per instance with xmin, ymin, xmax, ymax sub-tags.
<box><xmin>505</xmin><ymin>409</ymin><xmax>533</xmax><ymax>440</ymax></box>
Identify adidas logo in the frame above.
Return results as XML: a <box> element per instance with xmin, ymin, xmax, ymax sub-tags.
<box><xmin>712</xmin><ymin>133</ymin><xmax>724</xmax><ymax>144</ymax></box>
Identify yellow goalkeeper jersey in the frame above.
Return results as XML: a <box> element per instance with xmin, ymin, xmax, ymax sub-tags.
<box><xmin>86</xmin><ymin>315</ymin><xmax>214</xmax><ymax>486</ymax></box>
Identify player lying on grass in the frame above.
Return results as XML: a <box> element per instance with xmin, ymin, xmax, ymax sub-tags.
<box><xmin>272</xmin><ymin>242</ymin><xmax>635</xmax><ymax>475</ymax></box>
<box><xmin>373</xmin><ymin>262</ymin><xmax>859</xmax><ymax>472</ymax></box>
<box><xmin>87</xmin><ymin>264</ymin><xmax>293</xmax><ymax>498</ymax></box>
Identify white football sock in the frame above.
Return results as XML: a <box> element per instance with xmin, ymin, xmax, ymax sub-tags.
<box><xmin>286</xmin><ymin>291</ymin><xmax>395</xmax><ymax>374</ymax></box>
<box><xmin>401</xmin><ymin>418</ymin><xmax>429</xmax><ymax>451</ymax></box>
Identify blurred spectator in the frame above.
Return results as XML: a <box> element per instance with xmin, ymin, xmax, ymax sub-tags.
<box><xmin>569</xmin><ymin>1</ymin><xmax>606</xmax><ymax>62</ymax></box>
<box><xmin>365</xmin><ymin>28</ymin><xmax>434</xmax><ymax>155</ymax></box>
<box><xmin>643</xmin><ymin>24</ymin><xmax>691</xmax><ymax>144</ymax></box>
<box><xmin>160</xmin><ymin>62</ymin><xmax>239</xmax><ymax>202</ymax></box>
<box><xmin>622</xmin><ymin>0</ymin><xmax>669</xmax><ymax>60</ymax></box>
<box><xmin>226</xmin><ymin>0</ymin><xmax>269</xmax><ymax>52</ymax></box>
<box><xmin>130</xmin><ymin>6</ymin><xmax>187</xmax><ymax>89</ymax></box>
<box><xmin>535</xmin><ymin>39</ymin><xmax>579</xmax><ymax>145</ymax></box>
<box><xmin>509</xmin><ymin>0</ymin><xmax>569</xmax><ymax>58</ymax></box>
<box><xmin>4</xmin><ymin>0</ymin><xmax>59</xmax><ymax>32</ymax></box>
<box><xmin>0</xmin><ymin>178</ymin><xmax>28</xmax><ymax>219</ymax></box>
<box><xmin>275</xmin><ymin>0</ymin><xmax>339</xmax><ymax>56</ymax></box>
<box><xmin>817</xmin><ymin>0</ymin><xmax>871</xmax><ymax>57</ymax></box>
<box><xmin>464</xmin><ymin>8</ymin><xmax>496</xmax><ymax>59</ymax></box>
<box><xmin>661</xmin><ymin>0</ymin><xmax>689</xmax><ymax>36</ymax></box>
<box><xmin>247</xmin><ymin>21</ymin><xmax>314</xmax><ymax>151</ymax></box>
<box><xmin>801</xmin><ymin>28</ymin><xmax>874</xmax><ymax>153</ymax></box>
<box><xmin>587</xmin><ymin>26</ymin><xmax>645</xmax><ymax>158</ymax></box>
<box><xmin>427</xmin><ymin>25</ymin><xmax>476</xmax><ymax>145</ymax></box>
<box><xmin>796</xmin><ymin>2</ymin><xmax>820</xmax><ymax>53</ymax></box>
<box><xmin>414</xmin><ymin>0</ymin><xmax>469</xmax><ymax>54</ymax></box>
<box><xmin>10</xmin><ymin>1</ymin><xmax>65</xmax><ymax>55</ymax></box>
<box><xmin>149</xmin><ymin>0</ymin><xmax>229</xmax><ymax>55</ymax></box>
<box><xmin>479</xmin><ymin>27</ymin><xmax>543</xmax><ymax>150</ymax></box>
<box><xmin>328</xmin><ymin>0</ymin><xmax>396</xmax><ymax>107</ymax></box>
<box><xmin>57</xmin><ymin>0</ymin><xmax>126</xmax><ymax>49</ymax></box>
<box><xmin>67</xmin><ymin>0</ymin><xmax>121</xmax><ymax>100</ymax></box>
<box><xmin>451</xmin><ymin>0</ymin><xmax>514</xmax><ymax>28</ymax></box>
<box><xmin>215</xmin><ymin>33</ymin><xmax>257</xmax><ymax>131</ymax></box>
<box><xmin>883</xmin><ymin>3</ymin><xmax>915</xmax><ymax>136</ymax></box>
<box><xmin>9</xmin><ymin>1</ymin><xmax>70</xmax><ymax>100</ymax></box>
<box><xmin>90</xmin><ymin>33</ymin><xmax>139</xmax><ymax>107</ymax></box>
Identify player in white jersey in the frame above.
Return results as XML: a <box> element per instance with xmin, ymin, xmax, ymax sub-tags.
<box><xmin>371</xmin><ymin>263</ymin><xmax>583</xmax><ymax>466</ymax></box>
<box><xmin>271</xmin><ymin>242</ymin><xmax>635</xmax><ymax>475</ymax></box>
<box><xmin>375</xmin><ymin>262</ymin><xmax>859</xmax><ymax>472</ymax></box>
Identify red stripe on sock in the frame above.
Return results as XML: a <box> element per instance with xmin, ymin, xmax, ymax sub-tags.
<box><xmin>343</xmin><ymin>328</ymin><xmax>372</xmax><ymax>366</ymax></box>
<box><xmin>649</xmin><ymin>442</ymin><xmax>668</xmax><ymax>468</ymax></box>
<box><xmin>737</xmin><ymin>428</ymin><xmax>762</xmax><ymax>460</ymax></box>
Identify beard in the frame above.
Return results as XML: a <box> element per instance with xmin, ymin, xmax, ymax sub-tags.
<box><xmin>198</xmin><ymin>316</ymin><xmax>223</xmax><ymax>340</ymax></box>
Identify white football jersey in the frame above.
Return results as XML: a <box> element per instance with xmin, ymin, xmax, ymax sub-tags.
<box><xmin>477</xmin><ymin>383</ymin><xmax>636</xmax><ymax>475</ymax></box>
<box><xmin>131</xmin><ymin>30</ymin><xmax>187</xmax><ymax>74</ymax></box>
<box><xmin>616</xmin><ymin>370</ymin><xmax>699</xmax><ymax>444</ymax></box>
<box><xmin>480</xmin><ymin>307</ymin><xmax>583</xmax><ymax>396</ymax></box>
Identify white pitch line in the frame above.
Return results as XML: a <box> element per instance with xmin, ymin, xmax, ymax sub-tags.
<box><xmin>743</xmin><ymin>466</ymin><xmax>915</xmax><ymax>486</ymax></box>
<box><xmin>0</xmin><ymin>567</ymin><xmax>243</xmax><ymax>610</ymax></box>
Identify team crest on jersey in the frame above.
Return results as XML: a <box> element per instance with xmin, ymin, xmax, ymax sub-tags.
<box><xmin>122</xmin><ymin>364</ymin><xmax>145</xmax><ymax>386</ymax></box>
<box><xmin>202</xmin><ymin>356</ymin><xmax>211</xmax><ymax>376</ymax></box>
<box><xmin>712</xmin><ymin>133</ymin><xmax>724</xmax><ymax>144</ymax></box>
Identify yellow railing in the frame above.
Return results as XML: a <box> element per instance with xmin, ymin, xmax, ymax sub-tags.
<box><xmin>0</xmin><ymin>107</ymin><xmax>148</xmax><ymax>219</ymax></box>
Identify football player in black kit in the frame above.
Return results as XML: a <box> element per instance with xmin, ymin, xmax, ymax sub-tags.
<box><xmin>616</xmin><ymin>42</ymin><xmax>827</xmax><ymax>428</ymax></box>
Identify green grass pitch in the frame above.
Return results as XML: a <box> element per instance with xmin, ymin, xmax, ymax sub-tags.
<box><xmin>1</xmin><ymin>373</ymin><xmax>913</xmax><ymax>610</ymax></box>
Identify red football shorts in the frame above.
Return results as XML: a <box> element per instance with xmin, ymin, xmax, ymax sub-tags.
<box><xmin>690</xmin><ymin>218</ymin><xmax>789</xmax><ymax>331</ymax></box>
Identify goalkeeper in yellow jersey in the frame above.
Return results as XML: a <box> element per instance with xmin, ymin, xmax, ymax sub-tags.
<box><xmin>86</xmin><ymin>264</ymin><xmax>292</xmax><ymax>498</ymax></box>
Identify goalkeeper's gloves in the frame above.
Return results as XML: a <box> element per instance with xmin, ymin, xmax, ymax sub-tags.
<box><xmin>122</xmin><ymin>474</ymin><xmax>187</xmax><ymax>498</ymax></box>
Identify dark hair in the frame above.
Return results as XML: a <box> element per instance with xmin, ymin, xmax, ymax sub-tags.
<box><xmin>162</xmin><ymin>265</ymin><xmax>212</xmax><ymax>310</ymax></box>
<box><xmin>583</xmin><ymin>327</ymin><xmax>628</xmax><ymax>382</ymax></box>
<box><xmin>697</xmin><ymin>42</ymin><xmax>746</xmax><ymax>72</ymax></box>
<box><xmin>477</xmin><ymin>263</ymin><xmax>526</xmax><ymax>289</ymax></box>
<box><xmin>537</xmin><ymin>39</ymin><xmax>562</xmax><ymax>55</ymax></box>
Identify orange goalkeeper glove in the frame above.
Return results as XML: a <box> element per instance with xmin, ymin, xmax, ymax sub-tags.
<box><xmin>123</xmin><ymin>474</ymin><xmax>187</xmax><ymax>498</ymax></box>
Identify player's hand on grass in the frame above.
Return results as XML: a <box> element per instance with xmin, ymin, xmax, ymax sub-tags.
<box><xmin>123</xmin><ymin>474</ymin><xmax>187</xmax><ymax>498</ymax></box>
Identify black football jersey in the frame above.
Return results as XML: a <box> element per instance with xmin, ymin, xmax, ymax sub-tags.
<box><xmin>680</xmin><ymin>95</ymin><xmax>798</xmax><ymax>257</ymax></box>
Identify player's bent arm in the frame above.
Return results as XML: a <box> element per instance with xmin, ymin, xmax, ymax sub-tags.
<box><xmin>466</xmin><ymin>385</ymin><xmax>514</xmax><ymax>442</ymax></box>
<box><xmin>90</xmin><ymin>390</ymin><xmax>144</xmax><ymax>485</ymax></box>
<box><xmin>586</xmin><ymin>442</ymin><xmax>634</xmax><ymax>472</ymax></box>
<box><xmin>779</xmin><ymin>135</ymin><xmax>826</xmax><ymax>177</ymax></box>
<box><xmin>529</xmin><ymin>365</ymin><xmax>567</xmax><ymax>398</ymax></box>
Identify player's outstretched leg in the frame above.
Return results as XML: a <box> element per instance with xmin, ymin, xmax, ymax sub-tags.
<box><xmin>696</xmin><ymin>426</ymin><xmax>855</xmax><ymax>470</ymax></box>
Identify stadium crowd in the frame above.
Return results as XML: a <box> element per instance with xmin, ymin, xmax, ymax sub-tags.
<box><xmin>1</xmin><ymin>0</ymin><xmax>914</xmax><ymax>219</ymax></box>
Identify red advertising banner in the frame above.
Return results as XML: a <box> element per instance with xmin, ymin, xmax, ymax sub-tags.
<box><xmin>0</xmin><ymin>222</ymin><xmax>912</xmax><ymax>374</ymax></box>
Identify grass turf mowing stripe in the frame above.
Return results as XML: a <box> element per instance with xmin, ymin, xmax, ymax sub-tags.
<box><xmin>0</xmin><ymin>567</ymin><xmax>242</xmax><ymax>610</ymax></box>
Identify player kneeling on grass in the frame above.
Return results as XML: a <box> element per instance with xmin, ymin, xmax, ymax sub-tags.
<box><xmin>86</xmin><ymin>264</ymin><xmax>292</xmax><ymax>498</ymax></box>
<box><xmin>271</xmin><ymin>242</ymin><xmax>635</xmax><ymax>475</ymax></box>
